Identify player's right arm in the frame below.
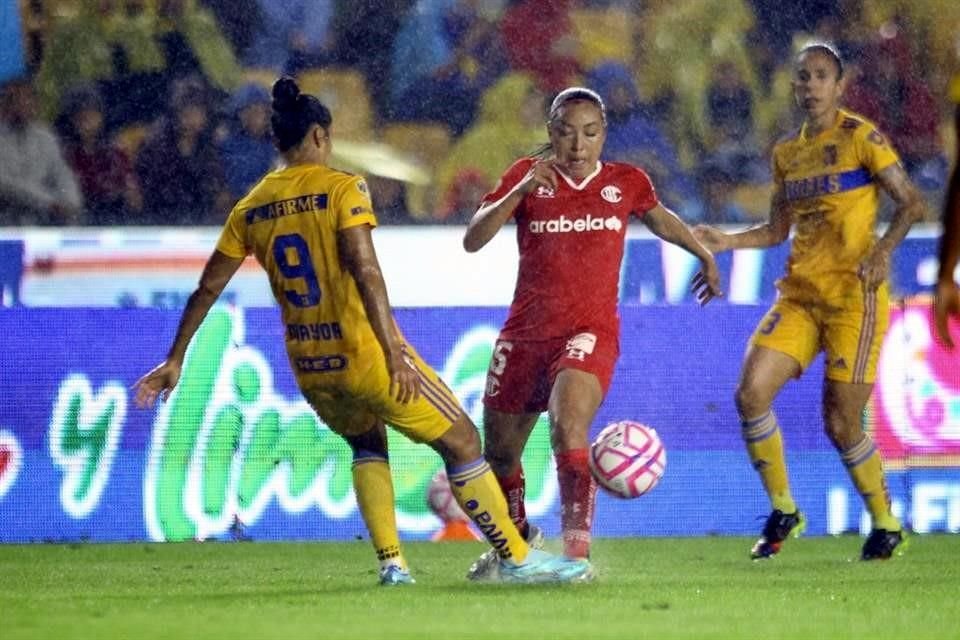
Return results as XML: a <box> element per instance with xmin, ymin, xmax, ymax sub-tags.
<box><xmin>338</xmin><ymin>224</ymin><xmax>420</xmax><ymax>404</ymax></box>
<box><xmin>693</xmin><ymin>184</ymin><xmax>792</xmax><ymax>254</ymax></box>
<box><xmin>463</xmin><ymin>158</ymin><xmax>557</xmax><ymax>252</ymax></box>
<box><xmin>134</xmin><ymin>249</ymin><xmax>244</xmax><ymax>407</ymax></box>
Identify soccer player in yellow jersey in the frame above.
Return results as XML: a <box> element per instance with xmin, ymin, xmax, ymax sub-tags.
<box><xmin>933</xmin><ymin>74</ymin><xmax>960</xmax><ymax>348</ymax></box>
<box><xmin>134</xmin><ymin>77</ymin><xmax>593</xmax><ymax>585</ymax></box>
<box><xmin>694</xmin><ymin>43</ymin><xmax>927</xmax><ymax>561</ymax></box>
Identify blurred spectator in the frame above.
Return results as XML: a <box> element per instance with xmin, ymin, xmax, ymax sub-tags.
<box><xmin>55</xmin><ymin>85</ymin><xmax>143</xmax><ymax>225</ymax></box>
<box><xmin>388</xmin><ymin>0</ymin><xmax>507</xmax><ymax>135</ymax></box>
<box><xmin>570</xmin><ymin>2</ymin><xmax>636</xmax><ymax>70</ymax></box>
<box><xmin>586</xmin><ymin>61</ymin><xmax>695</xmax><ymax>210</ymax></box>
<box><xmin>500</xmin><ymin>0</ymin><xmax>581</xmax><ymax>93</ymax></box>
<box><xmin>434</xmin><ymin>73</ymin><xmax>545</xmax><ymax>221</ymax></box>
<box><xmin>199</xmin><ymin>0</ymin><xmax>262</xmax><ymax>63</ymax></box>
<box><xmin>859</xmin><ymin>0</ymin><xmax>960</xmax><ymax>93</ymax></box>
<box><xmin>748</xmin><ymin>0</ymin><xmax>835</xmax><ymax>61</ymax></box>
<box><xmin>687</xmin><ymin>163</ymin><xmax>753</xmax><ymax>224</ymax></box>
<box><xmin>99</xmin><ymin>0</ymin><xmax>169</xmax><ymax>130</ymax></box>
<box><xmin>334</xmin><ymin>1</ymin><xmax>413</xmax><ymax>120</ymax></box>
<box><xmin>702</xmin><ymin>60</ymin><xmax>765</xmax><ymax>184</ymax></box>
<box><xmin>366</xmin><ymin>176</ymin><xmax>414</xmax><ymax>225</ymax></box>
<box><xmin>706</xmin><ymin>61</ymin><xmax>756</xmax><ymax>148</ymax></box>
<box><xmin>241</xmin><ymin>0</ymin><xmax>337</xmax><ymax>73</ymax></box>
<box><xmin>636</xmin><ymin>0</ymin><xmax>758</xmax><ymax>168</ymax></box>
<box><xmin>155</xmin><ymin>0</ymin><xmax>241</xmax><ymax>97</ymax></box>
<box><xmin>135</xmin><ymin>78</ymin><xmax>229</xmax><ymax>224</ymax></box>
<box><xmin>843</xmin><ymin>35</ymin><xmax>942</xmax><ymax>177</ymax></box>
<box><xmin>218</xmin><ymin>83</ymin><xmax>276</xmax><ymax>202</ymax></box>
<box><xmin>34</xmin><ymin>1</ymin><xmax>121</xmax><ymax>122</ymax></box>
<box><xmin>0</xmin><ymin>78</ymin><xmax>82</xmax><ymax>226</ymax></box>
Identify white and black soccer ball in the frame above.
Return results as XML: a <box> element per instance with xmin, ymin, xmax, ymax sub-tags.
<box><xmin>588</xmin><ymin>420</ymin><xmax>666</xmax><ymax>499</ymax></box>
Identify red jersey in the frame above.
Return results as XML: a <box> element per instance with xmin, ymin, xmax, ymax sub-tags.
<box><xmin>482</xmin><ymin>158</ymin><xmax>658</xmax><ymax>340</ymax></box>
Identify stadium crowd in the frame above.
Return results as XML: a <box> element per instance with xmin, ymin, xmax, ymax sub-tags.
<box><xmin>2</xmin><ymin>0</ymin><xmax>956</xmax><ymax>227</ymax></box>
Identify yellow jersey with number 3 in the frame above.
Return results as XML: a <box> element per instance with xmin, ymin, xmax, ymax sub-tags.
<box><xmin>216</xmin><ymin>164</ymin><xmax>380</xmax><ymax>373</ymax></box>
<box><xmin>771</xmin><ymin>108</ymin><xmax>900</xmax><ymax>307</ymax></box>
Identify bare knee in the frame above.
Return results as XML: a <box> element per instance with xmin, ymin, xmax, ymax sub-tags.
<box><xmin>430</xmin><ymin>415</ymin><xmax>482</xmax><ymax>466</ymax></box>
<box><xmin>823</xmin><ymin>407</ymin><xmax>862</xmax><ymax>450</ymax></box>
<box><xmin>484</xmin><ymin>430</ymin><xmax>525</xmax><ymax>476</ymax></box>
<box><xmin>734</xmin><ymin>382</ymin><xmax>772</xmax><ymax>419</ymax></box>
<box><xmin>822</xmin><ymin>381</ymin><xmax>873</xmax><ymax>450</ymax></box>
<box><xmin>343</xmin><ymin>422</ymin><xmax>388</xmax><ymax>457</ymax></box>
<box><xmin>549</xmin><ymin>420</ymin><xmax>589</xmax><ymax>452</ymax></box>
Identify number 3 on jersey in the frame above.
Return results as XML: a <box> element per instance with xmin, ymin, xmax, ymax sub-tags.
<box><xmin>273</xmin><ymin>233</ymin><xmax>321</xmax><ymax>307</ymax></box>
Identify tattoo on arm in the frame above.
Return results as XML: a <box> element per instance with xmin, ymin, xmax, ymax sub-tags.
<box><xmin>875</xmin><ymin>162</ymin><xmax>926</xmax><ymax>252</ymax></box>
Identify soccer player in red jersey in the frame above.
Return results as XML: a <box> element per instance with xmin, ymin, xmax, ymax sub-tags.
<box><xmin>462</xmin><ymin>87</ymin><xmax>722</xmax><ymax>579</ymax></box>
<box><xmin>933</xmin><ymin>79</ymin><xmax>960</xmax><ymax>349</ymax></box>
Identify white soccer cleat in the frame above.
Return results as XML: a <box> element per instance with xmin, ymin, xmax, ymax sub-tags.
<box><xmin>378</xmin><ymin>565</ymin><xmax>415</xmax><ymax>586</ymax></box>
<box><xmin>498</xmin><ymin>549</ymin><xmax>594</xmax><ymax>584</ymax></box>
<box><xmin>466</xmin><ymin>524</ymin><xmax>544</xmax><ymax>581</ymax></box>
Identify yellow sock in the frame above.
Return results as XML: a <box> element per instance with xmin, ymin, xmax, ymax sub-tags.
<box><xmin>741</xmin><ymin>411</ymin><xmax>797</xmax><ymax>514</ymax></box>
<box><xmin>840</xmin><ymin>434</ymin><xmax>900</xmax><ymax>531</ymax></box>
<box><xmin>447</xmin><ymin>458</ymin><xmax>529</xmax><ymax>563</ymax></box>
<box><xmin>352</xmin><ymin>452</ymin><xmax>406</xmax><ymax>570</ymax></box>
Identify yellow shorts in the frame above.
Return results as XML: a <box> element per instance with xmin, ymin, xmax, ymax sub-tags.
<box><xmin>296</xmin><ymin>342</ymin><xmax>462</xmax><ymax>444</ymax></box>
<box><xmin>750</xmin><ymin>286</ymin><xmax>889</xmax><ymax>384</ymax></box>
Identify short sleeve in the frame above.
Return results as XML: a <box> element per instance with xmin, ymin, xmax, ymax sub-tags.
<box><xmin>770</xmin><ymin>146</ymin><xmax>785</xmax><ymax>186</ymax></box>
<box><xmin>479</xmin><ymin>157</ymin><xmax>536</xmax><ymax>206</ymax></box>
<box><xmin>215</xmin><ymin>206</ymin><xmax>249</xmax><ymax>258</ymax></box>
<box><xmin>333</xmin><ymin>175</ymin><xmax>378</xmax><ymax>231</ymax></box>
<box><xmin>630</xmin><ymin>166</ymin><xmax>658</xmax><ymax>216</ymax></box>
<box><xmin>856</xmin><ymin>126</ymin><xmax>900</xmax><ymax>176</ymax></box>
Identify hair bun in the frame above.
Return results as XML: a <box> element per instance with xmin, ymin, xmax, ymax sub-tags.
<box><xmin>272</xmin><ymin>77</ymin><xmax>301</xmax><ymax>112</ymax></box>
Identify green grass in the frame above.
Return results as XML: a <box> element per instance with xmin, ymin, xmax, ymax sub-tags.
<box><xmin>2</xmin><ymin>535</ymin><xmax>958</xmax><ymax>640</ymax></box>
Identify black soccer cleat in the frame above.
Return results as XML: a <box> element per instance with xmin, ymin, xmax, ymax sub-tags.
<box><xmin>860</xmin><ymin>528</ymin><xmax>906</xmax><ymax>561</ymax></box>
<box><xmin>750</xmin><ymin>509</ymin><xmax>805</xmax><ymax>560</ymax></box>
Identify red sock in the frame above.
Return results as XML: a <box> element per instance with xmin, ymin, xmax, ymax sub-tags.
<box><xmin>495</xmin><ymin>466</ymin><xmax>529</xmax><ymax>539</ymax></box>
<box><xmin>555</xmin><ymin>448</ymin><xmax>596</xmax><ymax>559</ymax></box>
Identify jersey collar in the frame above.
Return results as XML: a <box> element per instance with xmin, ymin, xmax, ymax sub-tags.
<box><xmin>554</xmin><ymin>161</ymin><xmax>603</xmax><ymax>191</ymax></box>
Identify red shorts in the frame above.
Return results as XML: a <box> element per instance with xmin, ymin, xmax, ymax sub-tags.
<box><xmin>482</xmin><ymin>330</ymin><xmax>619</xmax><ymax>414</ymax></box>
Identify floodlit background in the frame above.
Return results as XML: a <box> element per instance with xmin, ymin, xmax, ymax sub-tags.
<box><xmin>0</xmin><ymin>0</ymin><xmax>957</xmax><ymax>543</ymax></box>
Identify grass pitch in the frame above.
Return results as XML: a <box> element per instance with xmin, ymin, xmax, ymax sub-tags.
<box><xmin>2</xmin><ymin>535</ymin><xmax>958</xmax><ymax>640</ymax></box>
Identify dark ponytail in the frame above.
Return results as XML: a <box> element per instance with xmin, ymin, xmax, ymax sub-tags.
<box><xmin>270</xmin><ymin>76</ymin><xmax>333</xmax><ymax>152</ymax></box>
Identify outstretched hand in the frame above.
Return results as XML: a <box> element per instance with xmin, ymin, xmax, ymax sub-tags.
<box><xmin>133</xmin><ymin>360</ymin><xmax>182</xmax><ymax>408</ymax></box>
<box><xmin>933</xmin><ymin>279</ymin><xmax>960</xmax><ymax>349</ymax></box>
<box><xmin>691</xmin><ymin>254</ymin><xmax>723</xmax><ymax>305</ymax></box>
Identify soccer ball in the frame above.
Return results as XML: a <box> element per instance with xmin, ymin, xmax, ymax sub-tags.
<box><xmin>588</xmin><ymin>420</ymin><xmax>666</xmax><ymax>499</ymax></box>
<box><xmin>426</xmin><ymin>469</ymin><xmax>469</xmax><ymax>522</ymax></box>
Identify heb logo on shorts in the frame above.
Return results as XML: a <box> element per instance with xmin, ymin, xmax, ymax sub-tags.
<box><xmin>528</xmin><ymin>214</ymin><xmax>623</xmax><ymax>235</ymax></box>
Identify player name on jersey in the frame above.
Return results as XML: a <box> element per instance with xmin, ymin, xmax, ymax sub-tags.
<box><xmin>245</xmin><ymin>193</ymin><xmax>329</xmax><ymax>225</ymax></box>
<box><xmin>286</xmin><ymin>322</ymin><xmax>343</xmax><ymax>342</ymax></box>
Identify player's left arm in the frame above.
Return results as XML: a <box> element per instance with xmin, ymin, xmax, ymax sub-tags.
<box><xmin>860</xmin><ymin>162</ymin><xmax>927</xmax><ymax>289</ymax></box>
<box><xmin>933</xmin><ymin>104</ymin><xmax>960</xmax><ymax>348</ymax></box>
<box><xmin>134</xmin><ymin>250</ymin><xmax>244</xmax><ymax>407</ymax></box>
<box><xmin>642</xmin><ymin>203</ymin><xmax>723</xmax><ymax>304</ymax></box>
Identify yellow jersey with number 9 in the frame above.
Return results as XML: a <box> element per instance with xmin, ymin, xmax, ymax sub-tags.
<box><xmin>771</xmin><ymin>108</ymin><xmax>900</xmax><ymax>307</ymax></box>
<box><xmin>216</xmin><ymin>164</ymin><xmax>380</xmax><ymax>374</ymax></box>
